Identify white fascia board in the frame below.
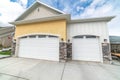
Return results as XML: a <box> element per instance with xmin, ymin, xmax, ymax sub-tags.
<box><xmin>69</xmin><ymin>16</ymin><xmax>115</xmax><ymax>23</ymax></box>
<box><xmin>10</xmin><ymin>14</ymin><xmax>71</xmax><ymax>25</ymax></box>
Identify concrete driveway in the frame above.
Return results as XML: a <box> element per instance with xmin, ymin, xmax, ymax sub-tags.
<box><xmin>0</xmin><ymin>58</ymin><xmax>120</xmax><ymax>80</ymax></box>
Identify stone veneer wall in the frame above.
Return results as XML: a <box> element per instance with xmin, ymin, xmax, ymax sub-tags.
<box><xmin>102</xmin><ymin>43</ymin><xmax>112</xmax><ymax>63</ymax></box>
<box><xmin>59</xmin><ymin>42</ymin><xmax>72</xmax><ymax>61</ymax></box>
<box><xmin>59</xmin><ymin>42</ymin><xmax>67</xmax><ymax>61</ymax></box>
<box><xmin>67</xmin><ymin>43</ymin><xmax>72</xmax><ymax>60</ymax></box>
<box><xmin>12</xmin><ymin>42</ymin><xmax>16</xmax><ymax>55</ymax></box>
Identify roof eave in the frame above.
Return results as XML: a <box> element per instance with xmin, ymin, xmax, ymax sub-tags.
<box><xmin>10</xmin><ymin>14</ymin><xmax>71</xmax><ymax>25</ymax></box>
<box><xmin>69</xmin><ymin>16</ymin><xmax>115</xmax><ymax>23</ymax></box>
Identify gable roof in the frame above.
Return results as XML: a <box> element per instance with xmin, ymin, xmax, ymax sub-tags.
<box><xmin>15</xmin><ymin>1</ymin><xmax>65</xmax><ymax>21</ymax></box>
<box><xmin>0</xmin><ymin>27</ymin><xmax>14</xmax><ymax>37</ymax></box>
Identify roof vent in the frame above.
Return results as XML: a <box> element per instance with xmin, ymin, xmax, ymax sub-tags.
<box><xmin>37</xmin><ymin>8</ymin><xmax>40</xmax><ymax>12</ymax></box>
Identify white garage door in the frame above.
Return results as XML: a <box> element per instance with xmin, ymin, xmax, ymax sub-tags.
<box><xmin>72</xmin><ymin>36</ymin><xmax>101</xmax><ymax>62</ymax></box>
<box><xmin>18</xmin><ymin>35</ymin><xmax>59</xmax><ymax>61</ymax></box>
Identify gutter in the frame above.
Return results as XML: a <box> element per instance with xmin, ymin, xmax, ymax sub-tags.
<box><xmin>10</xmin><ymin>14</ymin><xmax>71</xmax><ymax>25</ymax></box>
<box><xmin>69</xmin><ymin>16</ymin><xmax>115</xmax><ymax>23</ymax></box>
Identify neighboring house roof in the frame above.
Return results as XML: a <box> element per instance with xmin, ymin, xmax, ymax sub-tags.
<box><xmin>0</xmin><ymin>23</ymin><xmax>14</xmax><ymax>28</ymax></box>
<box><xmin>15</xmin><ymin>1</ymin><xmax>65</xmax><ymax>21</ymax></box>
<box><xmin>110</xmin><ymin>36</ymin><xmax>120</xmax><ymax>44</ymax></box>
<box><xmin>0</xmin><ymin>27</ymin><xmax>14</xmax><ymax>37</ymax></box>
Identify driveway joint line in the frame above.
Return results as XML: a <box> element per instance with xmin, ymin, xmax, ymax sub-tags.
<box><xmin>0</xmin><ymin>72</ymin><xmax>29</xmax><ymax>80</ymax></box>
<box><xmin>60</xmin><ymin>62</ymin><xmax>66</xmax><ymax>80</ymax></box>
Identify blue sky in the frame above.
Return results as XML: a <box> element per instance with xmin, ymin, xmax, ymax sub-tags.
<box><xmin>0</xmin><ymin>0</ymin><xmax>120</xmax><ymax>36</ymax></box>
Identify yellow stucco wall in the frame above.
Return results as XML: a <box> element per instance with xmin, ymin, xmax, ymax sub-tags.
<box><xmin>15</xmin><ymin>19</ymin><xmax>67</xmax><ymax>41</ymax></box>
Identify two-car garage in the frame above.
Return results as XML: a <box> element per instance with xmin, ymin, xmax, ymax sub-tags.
<box><xmin>16</xmin><ymin>34</ymin><xmax>102</xmax><ymax>62</ymax></box>
<box><xmin>17</xmin><ymin>35</ymin><xmax>59</xmax><ymax>61</ymax></box>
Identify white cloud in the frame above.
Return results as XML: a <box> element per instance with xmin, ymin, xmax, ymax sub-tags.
<box><xmin>80</xmin><ymin>0</ymin><xmax>87</xmax><ymax>2</ymax></box>
<box><xmin>79</xmin><ymin>1</ymin><xmax>113</xmax><ymax>18</ymax></box>
<box><xmin>21</xmin><ymin>0</ymin><xmax>28</xmax><ymax>5</ymax></box>
<box><xmin>76</xmin><ymin>6</ymin><xmax>84</xmax><ymax>11</ymax></box>
<box><xmin>0</xmin><ymin>0</ymin><xmax>25</xmax><ymax>23</ymax></box>
<box><xmin>63</xmin><ymin>6</ymin><xmax>71</xmax><ymax>13</ymax></box>
<box><xmin>90</xmin><ymin>0</ymin><xmax>101</xmax><ymax>7</ymax></box>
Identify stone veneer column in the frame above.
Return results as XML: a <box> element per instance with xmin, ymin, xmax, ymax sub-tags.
<box><xmin>59</xmin><ymin>42</ymin><xmax>67</xmax><ymax>62</ymax></box>
<box><xmin>102</xmin><ymin>43</ymin><xmax>112</xmax><ymax>64</ymax></box>
<box><xmin>67</xmin><ymin>42</ymin><xmax>72</xmax><ymax>60</ymax></box>
<box><xmin>59</xmin><ymin>41</ymin><xmax>72</xmax><ymax>62</ymax></box>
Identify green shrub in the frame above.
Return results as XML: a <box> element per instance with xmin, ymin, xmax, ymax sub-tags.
<box><xmin>0</xmin><ymin>50</ymin><xmax>11</xmax><ymax>55</ymax></box>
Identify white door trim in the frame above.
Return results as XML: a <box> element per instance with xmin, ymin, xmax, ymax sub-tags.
<box><xmin>15</xmin><ymin>34</ymin><xmax>60</xmax><ymax>61</ymax></box>
<box><xmin>72</xmin><ymin>35</ymin><xmax>103</xmax><ymax>62</ymax></box>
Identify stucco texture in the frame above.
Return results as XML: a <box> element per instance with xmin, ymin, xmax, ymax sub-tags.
<box><xmin>15</xmin><ymin>19</ymin><xmax>67</xmax><ymax>41</ymax></box>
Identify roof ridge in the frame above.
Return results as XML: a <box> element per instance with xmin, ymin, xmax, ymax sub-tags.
<box><xmin>36</xmin><ymin>1</ymin><xmax>65</xmax><ymax>14</ymax></box>
<box><xmin>14</xmin><ymin>1</ymin><xmax>65</xmax><ymax>21</ymax></box>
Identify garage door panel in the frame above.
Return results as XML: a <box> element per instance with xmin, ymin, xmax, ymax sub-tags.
<box><xmin>18</xmin><ymin>37</ymin><xmax>59</xmax><ymax>61</ymax></box>
<box><xmin>72</xmin><ymin>37</ymin><xmax>101</xmax><ymax>62</ymax></box>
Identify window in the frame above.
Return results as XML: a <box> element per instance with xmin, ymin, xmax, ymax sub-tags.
<box><xmin>29</xmin><ymin>35</ymin><xmax>36</xmax><ymax>38</ymax></box>
<box><xmin>21</xmin><ymin>36</ymin><xmax>27</xmax><ymax>39</ymax></box>
<box><xmin>38</xmin><ymin>35</ymin><xmax>46</xmax><ymax>38</ymax></box>
<box><xmin>86</xmin><ymin>36</ymin><xmax>96</xmax><ymax>38</ymax></box>
<box><xmin>48</xmin><ymin>35</ymin><xmax>58</xmax><ymax>38</ymax></box>
<box><xmin>73</xmin><ymin>36</ymin><xmax>84</xmax><ymax>38</ymax></box>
